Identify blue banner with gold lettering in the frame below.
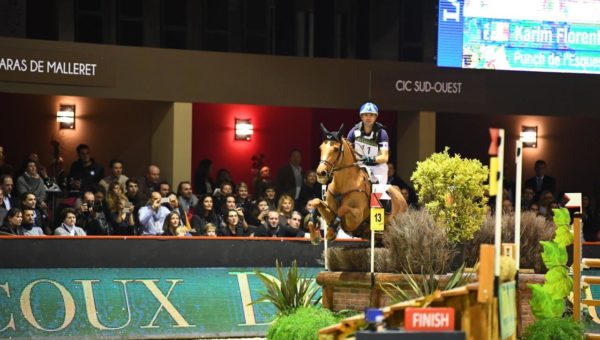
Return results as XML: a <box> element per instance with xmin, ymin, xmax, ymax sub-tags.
<box><xmin>0</xmin><ymin>267</ymin><xmax>321</xmax><ymax>338</ymax></box>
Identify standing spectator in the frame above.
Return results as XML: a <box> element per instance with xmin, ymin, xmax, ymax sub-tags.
<box><xmin>21</xmin><ymin>207</ymin><xmax>45</xmax><ymax>236</ymax></box>
<box><xmin>17</xmin><ymin>161</ymin><xmax>47</xmax><ymax>206</ymax></box>
<box><xmin>0</xmin><ymin>208</ymin><xmax>24</xmax><ymax>235</ymax></box>
<box><xmin>137</xmin><ymin>165</ymin><xmax>161</xmax><ymax>202</ymax></box>
<box><xmin>69</xmin><ymin>144</ymin><xmax>104</xmax><ymax>192</ymax></box>
<box><xmin>19</xmin><ymin>192</ymin><xmax>50</xmax><ymax>234</ymax></box>
<box><xmin>194</xmin><ymin>159</ymin><xmax>213</xmax><ymax>195</ymax></box>
<box><xmin>191</xmin><ymin>195</ymin><xmax>222</xmax><ymax>233</ymax></box>
<box><xmin>215</xmin><ymin>168</ymin><xmax>235</xmax><ymax>191</ymax></box>
<box><xmin>125</xmin><ymin>178</ymin><xmax>145</xmax><ymax>209</ymax></box>
<box><xmin>0</xmin><ymin>175</ymin><xmax>16</xmax><ymax>210</ymax></box>
<box><xmin>263</xmin><ymin>185</ymin><xmax>278</xmax><ymax>210</ymax></box>
<box><xmin>296</xmin><ymin>170</ymin><xmax>322</xmax><ymax>210</ymax></box>
<box><xmin>253</xmin><ymin>165</ymin><xmax>272</xmax><ymax>197</ymax></box>
<box><xmin>54</xmin><ymin>208</ymin><xmax>87</xmax><ymax>236</ymax></box>
<box><xmin>99</xmin><ymin>159</ymin><xmax>129</xmax><ymax>192</ymax></box>
<box><xmin>0</xmin><ymin>146</ymin><xmax>14</xmax><ymax>176</ymax></box>
<box><xmin>177</xmin><ymin>181</ymin><xmax>198</xmax><ymax>214</ymax></box>
<box><xmin>0</xmin><ymin>188</ymin><xmax>7</xmax><ymax>224</ymax></box>
<box><xmin>525</xmin><ymin>160</ymin><xmax>557</xmax><ymax>200</ymax></box>
<box><xmin>138</xmin><ymin>191</ymin><xmax>170</xmax><ymax>235</ymax></box>
<box><xmin>158</xmin><ymin>181</ymin><xmax>171</xmax><ymax>197</ymax></box>
<box><xmin>276</xmin><ymin>149</ymin><xmax>303</xmax><ymax>200</ymax></box>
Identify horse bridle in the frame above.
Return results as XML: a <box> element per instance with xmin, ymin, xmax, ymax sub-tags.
<box><xmin>318</xmin><ymin>140</ymin><xmax>357</xmax><ymax>180</ymax></box>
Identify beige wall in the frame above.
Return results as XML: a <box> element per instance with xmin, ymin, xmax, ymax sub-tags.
<box><xmin>395</xmin><ymin>111</ymin><xmax>436</xmax><ymax>182</ymax></box>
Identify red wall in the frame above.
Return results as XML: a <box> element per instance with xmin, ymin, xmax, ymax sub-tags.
<box><xmin>192</xmin><ymin>103</ymin><xmax>397</xmax><ymax>193</ymax></box>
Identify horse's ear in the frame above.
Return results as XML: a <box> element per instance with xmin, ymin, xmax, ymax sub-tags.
<box><xmin>320</xmin><ymin>123</ymin><xmax>329</xmax><ymax>137</ymax></box>
<box><xmin>335</xmin><ymin>124</ymin><xmax>345</xmax><ymax>140</ymax></box>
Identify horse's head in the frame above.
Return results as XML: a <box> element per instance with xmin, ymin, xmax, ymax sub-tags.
<box><xmin>316</xmin><ymin>123</ymin><xmax>345</xmax><ymax>184</ymax></box>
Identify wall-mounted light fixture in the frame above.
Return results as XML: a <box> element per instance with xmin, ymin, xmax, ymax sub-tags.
<box><xmin>521</xmin><ymin>125</ymin><xmax>537</xmax><ymax>148</ymax></box>
<box><xmin>235</xmin><ymin>118</ymin><xmax>253</xmax><ymax>140</ymax></box>
<box><xmin>57</xmin><ymin>104</ymin><xmax>76</xmax><ymax>129</ymax></box>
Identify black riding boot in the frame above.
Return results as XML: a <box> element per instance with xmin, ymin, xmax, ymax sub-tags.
<box><xmin>381</xmin><ymin>199</ymin><xmax>392</xmax><ymax>214</ymax></box>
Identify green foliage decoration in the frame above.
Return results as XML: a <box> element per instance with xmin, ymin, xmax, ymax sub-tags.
<box><xmin>411</xmin><ymin>147</ymin><xmax>489</xmax><ymax>244</ymax></box>
<box><xmin>267</xmin><ymin>306</ymin><xmax>339</xmax><ymax>340</ymax></box>
<box><xmin>251</xmin><ymin>260</ymin><xmax>321</xmax><ymax>316</ymax></box>
<box><xmin>527</xmin><ymin>208</ymin><xmax>574</xmax><ymax>319</ymax></box>
<box><xmin>522</xmin><ymin>317</ymin><xmax>584</xmax><ymax>340</ymax></box>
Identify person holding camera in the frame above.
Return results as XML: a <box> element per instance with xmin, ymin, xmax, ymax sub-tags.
<box><xmin>76</xmin><ymin>191</ymin><xmax>111</xmax><ymax>235</ymax></box>
<box><xmin>110</xmin><ymin>197</ymin><xmax>136</xmax><ymax>235</ymax></box>
<box><xmin>138</xmin><ymin>191</ymin><xmax>170</xmax><ymax>235</ymax></box>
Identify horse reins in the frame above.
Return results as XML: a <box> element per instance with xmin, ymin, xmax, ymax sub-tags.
<box><xmin>319</xmin><ymin>140</ymin><xmax>359</xmax><ymax>180</ymax></box>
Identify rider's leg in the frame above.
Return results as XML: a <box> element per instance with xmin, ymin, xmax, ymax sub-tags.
<box><xmin>371</xmin><ymin>165</ymin><xmax>392</xmax><ymax>214</ymax></box>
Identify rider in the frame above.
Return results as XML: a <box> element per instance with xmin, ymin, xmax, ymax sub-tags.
<box><xmin>347</xmin><ymin>101</ymin><xmax>391</xmax><ymax>212</ymax></box>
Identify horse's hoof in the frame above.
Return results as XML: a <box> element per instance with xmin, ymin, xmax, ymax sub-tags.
<box><xmin>307</xmin><ymin>221</ymin><xmax>322</xmax><ymax>245</ymax></box>
<box><xmin>326</xmin><ymin>227</ymin><xmax>337</xmax><ymax>242</ymax></box>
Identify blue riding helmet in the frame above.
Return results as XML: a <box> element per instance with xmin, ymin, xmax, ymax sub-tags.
<box><xmin>359</xmin><ymin>102</ymin><xmax>379</xmax><ymax>116</ymax></box>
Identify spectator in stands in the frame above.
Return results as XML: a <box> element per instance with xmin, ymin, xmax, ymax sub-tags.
<box><xmin>69</xmin><ymin>144</ymin><xmax>104</xmax><ymax>192</ymax></box>
<box><xmin>21</xmin><ymin>207</ymin><xmax>45</xmax><ymax>236</ymax></box>
<box><xmin>213</xmin><ymin>181</ymin><xmax>233</xmax><ymax>211</ymax></box>
<box><xmin>255</xmin><ymin>210</ymin><xmax>287</xmax><ymax>237</ymax></box>
<box><xmin>0</xmin><ymin>188</ymin><xmax>7</xmax><ymax>224</ymax></box>
<box><xmin>54</xmin><ymin>208</ymin><xmax>86</xmax><ymax>236</ymax></box>
<box><xmin>401</xmin><ymin>187</ymin><xmax>419</xmax><ymax>209</ymax></box>
<box><xmin>194</xmin><ymin>159</ymin><xmax>214</xmax><ymax>195</ymax></box>
<box><xmin>204</xmin><ymin>223</ymin><xmax>217</xmax><ymax>237</ymax></box>
<box><xmin>248</xmin><ymin>198</ymin><xmax>269</xmax><ymax>227</ymax></box>
<box><xmin>521</xmin><ymin>186</ymin><xmax>536</xmax><ymax>210</ymax></box>
<box><xmin>167</xmin><ymin>193</ymin><xmax>193</xmax><ymax>230</ymax></box>
<box><xmin>388</xmin><ymin>162</ymin><xmax>418</xmax><ymax>206</ymax></box>
<box><xmin>0</xmin><ymin>208</ymin><xmax>24</xmax><ymax>235</ymax></box>
<box><xmin>297</xmin><ymin>170</ymin><xmax>321</xmax><ymax>210</ymax></box>
<box><xmin>253</xmin><ymin>165</ymin><xmax>272</xmax><ymax>197</ymax></box>
<box><xmin>285</xmin><ymin>211</ymin><xmax>306</xmax><ymax>237</ymax></box>
<box><xmin>502</xmin><ymin>199</ymin><xmax>514</xmax><ymax>214</ymax></box>
<box><xmin>106</xmin><ymin>181</ymin><xmax>128</xmax><ymax>214</ymax></box>
<box><xmin>215</xmin><ymin>168</ymin><xmax>235</xmax><ymax>191</ymax></box>
<box><xmin>263</xmin><ymin>185</ymin><xmax>277</xmax><ymax>210</ymax></box>
<box><xmin>236</xmin><ymin>182</ymin><xmax>255</xmax><ymax>217</ymax></box>
<box><xmin>191</xmin><ymin>194</ymin><xmax>222</xmax><ymax>233</ymax></box>
<box><xmin>276</xmin><ymin>149</ymin><xmax>303</xmax><ymax>200</ymax></box>
<box><xmin>19</xmin><ymin>192</ymin><xmax>50</xmax><ymax>235</ymax></box>
<box><xmin>0</xmin><ymin>175</ymin><xmax>16</xmax><ymax>210</ymax></box>
<box><xmin>110</xmin><ymin>197</ymin><xmax>136</xmax><ymax>235</ymax></box>
<box><xmin>177</xmin><ymin>181</ymin><xmax>198</xmax><ymax>214</ymax></box>
<box><xmin>16</xmin><ymin>161</ymin><xmax>47</xmax><ymax>205</ymax></box>
<box><xmin>76</xmin><ymin>191</ymin><xmax>111</xmax><ymax>235</ymax></box>
<box><xmin>158</xmin><ymin>181</ymin><xmax>171</xmax><ymax>198</ymax></box>
<box><xmin>0</xmin><ymin>146</ymin><xmax>14</xmax><ymax>176</ymax></box>
<box><xmin>138</xmin><ymin>191</ymin><xmax>170</xmax><ymax>235</ymax></box>
<box><xmin>528</xmin><ymin>202</ymin><xmax>541</xmax><ymax>216</ymax></box>
<box><xmin>219</xmin><ymin>208</ymin><xmax>250</xmax><ymax>236</ymax></box>
<box><xmin>538</xmin><ymin>190</ymin><xmax>555</xmax><ymax>216</ymax></box>
<box><xmin>525</xmin><ymin>160</ymin><xmax>557</xmax><ymax>200</ymax></box>
<box><xmin>137</xmin><ymin>165</ymin><xmax>161</xmax><ymax>202</ymax></box>
<box><xmin>163</xmin><ymin>211</ymin><xmax>190</xmax><ymax>237</ymax></box>
<box><xmin>544</xmin><ymin>200</ymin><xmax>560</xmax><ymax>221</ymax></box>
<box><xmin>221</xmin><ymin>194</ymin><xmax>249</xmax><ymax>230</ymax></box>
<box><xmin>99</xmin><ymin>159</ymin><xmax>129</xmax><ymax>192</ymax></box>
<box><xmin>125</xmin><ymin>178</ymin><xmax>145</xmax><ymax>209</ymax></box>
<box><xmin>277</xmin><ymin>194</ymin><xmax>295</xmax><ymax>227</ymax></box>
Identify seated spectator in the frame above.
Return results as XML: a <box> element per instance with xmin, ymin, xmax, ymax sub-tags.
<box><xmin>213</xmin><ymin>181</ymin><xmax>233</xmax><ymax>211</ymax></box>
<box><xmin>163</xmin><ymin>211</ymin><xmax>191</xmax><ymax>237</ymax></box>
<box><xmin>194</xmin><ymin>159</ymin><xmax>214</xmax><ymax>195</ymax></box>
<box><xmin>204</xmin><ymin>223</ymin><xmax>217</xmax><ymax>237</ymax></box>
<box><xmin>502</xmin><ymin>199</ymin><xmax>514</xmax><ymax>214</ymax></box>
<box><xmin>19</xmin><ymin>192</ymin><xmax>50</xmax><ymax>235</ymax></box>
<box><xmin>167</xmin><ymin>193</ymin><xmax>196</xmax><ymax>234</ymax></box>
<box><xmin>110</xmin><ymin>197</ymin><xmax>136</xmax><ymax>235</ymax></box>
<box><xmin>54</xmin><ymin>208</ymin><xmax>87</xmax><ymax>236</ymax></box>
<box><xmin>220</xmin><ymin>194</ymin><xmax>238</xmax><ymax>221</ymax></box>
<box><xmin>138</xmin><ymin>191</ymin><xmax>170</xmax><ymax>235</ymax></box>
<box><xmin>17</xmin><ymin>160</ymin><xmax>47</xmax><ymax>205</ymax></box>
<box><xmin>99</xmin><ymin>159</ymin><xmax>129</xmax><ymax>192</ymax></box>
<box><xmin>21</xmin><ymin>207</ymin><xmax>45</xmax><ymax>236</ymax></box>
<box><xmin>0</xmin><ymin>208</ymin><xmax>24</xmax><ymax>235</ymax></box>
<box><xmin>285</xmin><ymin>211</ymin><xmax>306</xmax><ymax>237</ymax></box>
<box><xmin>218</xmin><ymin>208</ymin><xmax>250</xmax><ymax>236</ymax></box>
<box><xmin>77</xmin><ymin>191</ymin><xmax>111</xmax><ymax>235</ymax></box>
<box><xmin>125</xmin><ymin>178</ymin><xmax>145</xmax><ymax>209</ymax></box>
<box><xmin>191</xmin><ymin>195</ymin><xmax>222</xmax><ymax>233</ymax></box>
<box><xmin>247</xmin><ymin>198</ymin><xmax>269</xmax><ymax>226</ymax></box>
<box><xmin>106</xmin><ymin>181</ymin><xmax>128</xmax><ymax>214</ymax></box>
<box><xmin>137</xmin><ymin>165</ymin><xmax>161</xmax><ymax>203</ymax></box>
<box><xmin>236</xmin><ymin>182</ymin><xmax>255</xmax><ymax>213</ymax></box>
<box><xmin>263</xmin><ymin>185</ymin><xmax>278</xmax><ymax>210</ymax></box>
<box><xmin>277</xmin><ymin>194</ymin><xmax>295</xmax><ymax>226</ymax></box>
<box><xmin>255</xmin><ymin>210</ymin><xmax>288</xmax><ymax>237</ymax></box>
<box><xmin>69</xmin><ymin>144</ymin><xmax>104</xmax><ymax>192</ymax></box>
<box><xmin>528</xmin><ymin>202</ymin><xmax>541</xmax><ymax>215</ymax></box>
<box><xmin>296</xmin><ymin>170</ymin><xmax>321</xmax><ymax>210</ymax></box>
<box><xmin>538</xmin><ymin>190</ymin><xmax>554</xmax><ymax>216</ymax></box>
<box><xmin>521</xmin><ymin>186</ymin><xmax>536</xmax><ymax>210</ymax></box>
<box><xmin>158</xmin><ymin>181</ymin><xmax>171</xmax><ymax>197</ymax></box>
<box><xmin>544</xmin><ymin>200</ymin><xmax>560</xmax><ymax>221</ymax></box>
<box><xmin>177</xmin><ymin>181</ymin><xmax>198</xmax><ymax>214</ymax></box>
<box><xmin>0</xmin><ymin>188</ymin><xmax>7</xmax><ymax>224</ymax></box>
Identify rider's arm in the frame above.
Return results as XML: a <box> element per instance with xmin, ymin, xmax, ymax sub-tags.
<box><xmin>374</xmin><ymin>129</ymin><xmax>390</xmax><ymax>164</ymax></box>
<box><xmin>375</xmin><ymin>148</ymin><xmax>389</xmax><ymax>164</ymax></box>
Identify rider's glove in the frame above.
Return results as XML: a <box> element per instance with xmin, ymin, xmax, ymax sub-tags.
<box><xmin>363</xmin><ymin>156</ymin><xmax>377</xmax><ymax>166</ymax></box>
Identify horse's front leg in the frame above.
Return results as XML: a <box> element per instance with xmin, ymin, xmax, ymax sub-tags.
<box><xmin>336</xmin><ymin>200</ymin><xmax>365</xmax><ymax>233</ymax></box>
<box><xmin>307</xmin><ymin>198</ymin><xmax>337</xmax><ymax>245</ymax></box>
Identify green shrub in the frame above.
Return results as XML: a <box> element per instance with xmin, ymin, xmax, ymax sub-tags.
<box><xmin>522</xmin><ymin>317</ymin><xmax>584</xmax><ymax>340</ymax></box>
<box><xmin>267</xmin><ymin>306</ymin><xmax>338</xmax><ymax>340</ymax></box>
<box><xmin>411</xmin><ymin>147</ymin><xmax>488</xmax><ymax>244</ymax></box>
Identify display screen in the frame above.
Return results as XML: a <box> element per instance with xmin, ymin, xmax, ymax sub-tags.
<box><xmin>437</xmin><ymin>0</ymin><xmax>600</xmax><ymax>74</ymax></box>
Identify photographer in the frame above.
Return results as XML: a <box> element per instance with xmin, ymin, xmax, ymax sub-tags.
<box><xmin>76</xmin><ymin>191</ymin><xmax>111</xmax><ymax>235</ymax></box>
<box><xmin>110</xmin><ymin>197</ymin><xmax>136</xmax><ymax>235</ymax></box>
<box><xmin>138</xmin><ymin>191</ymin><xmax>170</xmax><ymax>235</ymax></box>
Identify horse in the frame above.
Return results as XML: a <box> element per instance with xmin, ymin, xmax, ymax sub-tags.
<box><xmin>307</xmin><ymin>123</ymin><xmax>408</xmax><ymax>244</ymax></box>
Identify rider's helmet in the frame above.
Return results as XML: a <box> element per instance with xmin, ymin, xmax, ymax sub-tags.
<box><xmin>359</xmin><ymin>102</ymin><xmax>379</xmax><ymax>116</ymax></box>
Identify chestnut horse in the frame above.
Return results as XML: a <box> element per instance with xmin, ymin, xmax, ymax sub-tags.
<box><xmin>307</xmin><ymin>124</ymin><xmax>408</xmax><ymax>243</ymax></box>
